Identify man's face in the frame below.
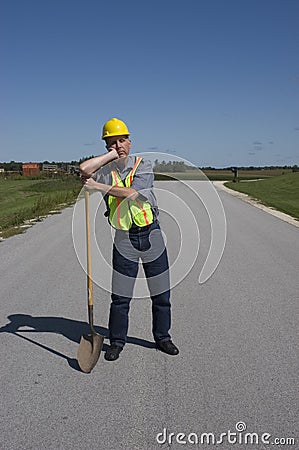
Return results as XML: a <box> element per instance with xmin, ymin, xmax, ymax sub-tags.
<box><xmin>105</xmin><ymin>135</ymin><xmax>131</xmax><ymax>159</ymax></box>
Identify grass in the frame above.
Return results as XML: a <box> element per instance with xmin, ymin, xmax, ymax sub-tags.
<box><xmin>154</xmin><ymin>168</ymin><xmax>292</xmax><ymax>181</ymax></box>
<box><xmin>0</xmin><ymin>174</ymin><xmax>82</xmax><ymax>239</ymax></box>
<box><xmin>225</xmin><ymin>172</ymin><xmax>299</xmax><ymax>219</ymax></box>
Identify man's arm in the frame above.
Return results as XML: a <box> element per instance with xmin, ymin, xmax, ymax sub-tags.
<box><xmin>80</xmin><ymin>151</ymin><xmax>138</xmax><ymax>199</ymax></box>
<box><xmin>80</xmin><ymin>149</ymin><xmax>118</xmax><ymax>176</ymax></box>
<box><xmin>83</xmin><ymin>177</ymin><xmax>139</xmax><ymax>200</ymax></box>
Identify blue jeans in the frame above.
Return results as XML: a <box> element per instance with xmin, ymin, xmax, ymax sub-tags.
<box><xmin>109</xmin><ymin>221</ymin><xmax>171</xmax><ymax>347</ymax></box>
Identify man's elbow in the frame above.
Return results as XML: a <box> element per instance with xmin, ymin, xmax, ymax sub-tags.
<box><xmin>79</xmin><ymin>162</ymin><xmax>86</xmax><ymax>172</ymax></box>
<box><xmin>80</xmin><ymin>162</ymin><xmax>91</xmax><ymax>176</ymax></box>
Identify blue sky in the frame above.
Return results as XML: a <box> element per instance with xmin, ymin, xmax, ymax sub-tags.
<box><xmin>1</xmin><ymin>0</ymin><xmax>299</xmax><ymax>167</ymax></box>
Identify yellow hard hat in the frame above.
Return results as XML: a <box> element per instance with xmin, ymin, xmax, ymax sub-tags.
<box><xmin>102</xmin><ymin>118</ymin><xmax>130</xmax><ymax>140</ymax></box>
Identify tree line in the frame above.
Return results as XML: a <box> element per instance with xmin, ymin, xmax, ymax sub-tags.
<box><xmin>1</xmin><ymin>159</ymin><xmax>298</xmax><ymax>173</ymax></box>
<box><xmin>0</xmin><ymin>159</ymin><xmax>86</xmax><ymax>172</ymax></box>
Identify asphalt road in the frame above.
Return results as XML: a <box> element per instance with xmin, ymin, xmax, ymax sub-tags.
<box><xmin>0</xmin><ymin>181</ymin><xmax>298</xmax><ymax>450</ymax></box>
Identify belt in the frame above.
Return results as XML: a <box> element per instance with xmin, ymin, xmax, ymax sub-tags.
<box><xmin>129</xmin><ymin>221</ymin><xmax>156</xmax><ymax>233</ymax></box>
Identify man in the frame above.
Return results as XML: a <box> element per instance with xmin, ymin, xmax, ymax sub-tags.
<box><xmin>80</xmin><ymin>118</ymin><xmax>179</xmax><ymax>361</ymax></box>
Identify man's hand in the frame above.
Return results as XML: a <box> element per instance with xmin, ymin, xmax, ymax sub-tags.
<box><xmin>82</xmin><ymin>177</ymin><xmax>99</xmax><ymax>190</ymax></box>
<box><xmin>107</xmin><ymin>148</ymin><xmax>119</xmax><ymax>160</ymax></box>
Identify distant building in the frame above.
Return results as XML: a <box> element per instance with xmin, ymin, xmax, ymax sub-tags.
<box><xmin>22</xmin><ymin>163</ymin><xmax>40</xmax><ymax>176</ymax></box>
<box><xmin>42</xmin><ymin>163</ymin><xmax>58</xmax><ymax>172</ymax></box>
<box><xmin>0</xmin><ymin>168</ymin><xmax>4</xmax><ymax>173</ymax></box>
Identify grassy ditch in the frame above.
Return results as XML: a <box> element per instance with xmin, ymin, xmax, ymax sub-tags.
<box><xmin>0</xmin><ymin>174</ymin><xmax>82</xmax><ymax>239</ymax></box>
<box><xmin>225</xmin><ymin>172</ymin><xmax>299</xmax><ymax>220</ymax></box>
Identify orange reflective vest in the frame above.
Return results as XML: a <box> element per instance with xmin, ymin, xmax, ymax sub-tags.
<box><xmin>107</xmin><ymin>157</ymin><xmax>154</xmax><ymax>230</ymax></box>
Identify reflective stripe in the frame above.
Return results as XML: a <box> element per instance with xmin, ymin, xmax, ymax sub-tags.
<box><xmin>111</xmin><ymin>170</ymin><xmax>122</xmax><ymax>229</ymax></box>
<box><xmin>130</xmin><ymin>158</ymin><xmax>150</xmax><ymax>225</ymax></box>
<box><xmin>126</xmin><ymin>157</ymin><xmax>150</xmax><ymax>225</ymax></box>
<box><xmin>116</xmin><ymin>198</ymin><xmax>121</xmax><ymax>228</ymax></box>
<box><xmin>129</xmin><ymin>156</ymin><xmax>142</xmax><ymax>185</ymax></box>
<box><xmin>136</xmin><ymin>198</ymin><xmax>149</xmax><ymax>225</ymax></box>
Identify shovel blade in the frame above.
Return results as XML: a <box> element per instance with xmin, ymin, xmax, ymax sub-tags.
<box><xmin>77</xmin><ymin>333</ymin><xmax>104</xmax><ymax>373</ymax></box>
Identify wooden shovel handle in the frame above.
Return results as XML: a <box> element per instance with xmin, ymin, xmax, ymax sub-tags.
<box><xmin>85</xmin><ymin>190</ymin><xmax>93</xmax><ymax>309</ymax></box>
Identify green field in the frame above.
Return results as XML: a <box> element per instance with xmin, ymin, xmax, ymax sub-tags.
<box><xmin>154</xmin><ymin>168</ymin><xmax>292</xmax><ymax>181</ymax></box>
<box><xmin>0</xmin><ymin>174</ymin><xmax>82</xmax><ymax>239</ymax></box>
<box><xmin>225</xmin><ymin>172</ymin><xmax>299</xmax><ymax>219</ymax></box>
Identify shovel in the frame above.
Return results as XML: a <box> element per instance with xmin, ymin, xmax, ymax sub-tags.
<box><xmin>77</xmin><ymin>190</ymin><xmax>104</xmax><ymax>373</ymax></box>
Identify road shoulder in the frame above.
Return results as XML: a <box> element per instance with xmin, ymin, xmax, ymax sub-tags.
<box><xmin>213</xmin><ymin>181</ymin><xmax>299</xmax><ymax>228</ymax></box>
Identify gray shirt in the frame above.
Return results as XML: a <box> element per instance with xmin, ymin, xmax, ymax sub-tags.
<box><xmin>95</xmin><ymin>155</ymin><xmax>159</xmax><ymax>220</ymax></box>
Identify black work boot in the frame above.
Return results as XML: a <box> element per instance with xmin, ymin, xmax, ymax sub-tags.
<box><xmin>156</xmin><ymin>340</ymin><xmax>179</xmax><ymax>356</ymax></box>
<box><xmin>104</xmin><ymin>344</ymin><xmax>123</xmax><ymax>361</ymax></box>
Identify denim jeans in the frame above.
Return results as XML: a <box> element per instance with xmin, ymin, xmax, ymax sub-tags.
<box><xmin>109</xmin><ymin>220</ymin><xmax>171</xmax><ymax>347</ymax></box>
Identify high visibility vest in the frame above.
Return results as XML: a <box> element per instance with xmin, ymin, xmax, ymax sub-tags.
<box><xmin>107</xmin><ymin>157</ymin><xmax>154</xmax><ymax>230</ymax></box>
